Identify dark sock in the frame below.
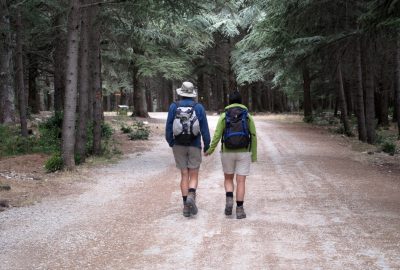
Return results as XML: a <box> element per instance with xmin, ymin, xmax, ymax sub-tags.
<box><xmin>188</xmin><ymin>188</ymin><xmax>196</xmax><ymax>193</ymax></box>
<box><xmin>182</xmin><ymin>196</ymin><xmax>187</xmax><ymax>203</ymax></box>
<box><xmin>237</xmin><ymin>201</ymin><xmax>244</xmax><ymax>207</ymax></box>
<box><xmin>226</xmin><ymin>192</ymin><xmax>233</xmax><ymax>197</ymax></box>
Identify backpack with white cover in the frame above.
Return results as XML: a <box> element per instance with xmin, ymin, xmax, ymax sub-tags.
<box><xmin>173</xmin><ymin>102</ymin><xmax>200</xmax><ymax>145</ymax></box>
<box><xmin>223</xmin><ymin>107</ymin><xmax>250</xmax><ymax>149</ymax></box>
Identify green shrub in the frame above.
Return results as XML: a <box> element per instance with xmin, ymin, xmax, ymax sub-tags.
<box><xmin>381</xmin><ymin>140</ymin><xmax>396</xmax><ymax>156</ymax></box>
<box><xmin>117</xmin><ymin>106</ymin><xmax>129</xmax><ymax>115</ymax></box>
<box><xmin>331</xmin><ymin>125</ymin><xmax>353</xmax><ymax>137</ymax></box>
<box><xmin>328</xmin><ymin>117</ymin><xmax>340</xmax><ymax>125</ymax></box>
<box><xmin>41</xmin><ymin>111</ymin><xmax>63</xmax><ymax>130</ymax></box>
<box><xmin>375</xmin><ymin>133</ymin><xmax>385</xmax><ymax>144</ymax></box>
<box><xmin>120</xmin><ymin>124</ymin><xmax>133</xmax><ymax>134</ymax></box>
<box><xmin>101</xmin><ymin>122</ymin><xmax>114</xmax><ymax>139</ymax></box>
<box><xmin>128</xmin><ymin>121</ymin><xmax>150</xmax><ymax>140</ymax></box>
<box><xmin>45</xmin><ymin>154</ymin><xmax>63</xmax><ymax>172</ymax></box>
<box><xmin>86</xmin><ymin>122</ymin><xmax>114</xmax><ymax>155</ymax></box>
<box><xmin>37</xmin><ymin>112</ymin><xmax>63</xmax><ymax>153</ymax></box>
<box><xmin>0</xmin><ymin>125</ymin><xmax>37</xmax><ymax>156</ymax></box>
<box><xmin>313</xmin><ymin>117</ymin><xmax>329</xmax><ymax>126</ymax></box>
<box><xmin>14</xmin><ymin>136</ymin><xmax>37</xmax><ymax>154</ymax></box>
<box><xmin>74</xmin><ymin>153</ymin><xmax>83</xmax><ymax>165</ymax></box>
<box><xmin>303</xmin><ymin>115</ymin><xmax>314</xmax><ymax>123</ymax></box>
<box><xmin>334</xmin><ymin>126</ymin><xmax>345</xmax><ymax>134</ymax></box>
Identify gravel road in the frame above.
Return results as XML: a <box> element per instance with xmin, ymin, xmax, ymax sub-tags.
<box><xmin>1</xmin><ymin>113</ymin><xmax>399</xmax><ymax>270</ymax></box>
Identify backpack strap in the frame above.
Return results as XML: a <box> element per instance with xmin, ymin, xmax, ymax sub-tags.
<box><xmin>189</xmin><ymin>103</ymin><xmax>198</xmax><ymax>136</ymax></box>
<box><xmin>190</xmin><ymin>102</ymin><xmax>197</xmax><ymax>110</ymax></box>
<box><xmin>245</xmin><ymin>111</ymin><xmax>252</xmax><ymax>152</ymax></box>
<box><xmin>221</xmin><ymin>109</ymin><xmax>230</xmax><ymax>151</ymax></box>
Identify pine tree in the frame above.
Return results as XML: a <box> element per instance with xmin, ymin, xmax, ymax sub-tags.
<box><xmin>0</xmin><ymin>0</ymin><xmax>15</xmax><ymax>124</ymax></box>
<box><xmin>61</xmin><ymin>0</ymin><xmax>81</xmax><ymax>170</ymax></box>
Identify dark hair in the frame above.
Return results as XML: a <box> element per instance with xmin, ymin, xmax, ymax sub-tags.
<box><xmin>228</xmin><ymin>91</ymin><xmax>242</xmax><ymax>105</ymax></box>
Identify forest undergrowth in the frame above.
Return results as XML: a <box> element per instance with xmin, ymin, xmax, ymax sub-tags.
<box><xmin>0</xmin><ymin>113</ymin><xmax>156</xmax><ymax>211</ymax></box>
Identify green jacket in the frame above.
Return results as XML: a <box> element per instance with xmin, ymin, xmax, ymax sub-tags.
<box><xmin>206</xmin><ymin>103</ymin><xmax>257</xmax><ymax>162</ymax></box>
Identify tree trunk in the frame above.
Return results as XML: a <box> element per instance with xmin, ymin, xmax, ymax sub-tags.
<box><xmin>202</xmin><ymin>73</ymin><xmax>211</xmax><ymax>109</ymax></box>
<box><xmin>87</xmin><ymin>72</ymin><xmax>94</xmax><ymax>122</ymax></box>
<box><xmin>261</xmin><ymin>84</ymin><xmax>268</xmax><ymax>111</ymax></box>
<box><xmin>114</xmin><ymin>92</ymin><xmax>120</xmax><ymax>109</ymax></box>
<box><xmin>61</xmin><ymin>0</ymin><xmax>81</xmax><ymax>170</ymax></box>
<box><xmin>15</xmin><ymin>9</ymin><xmax>28</xmax><ymax>137</ymax></box>
<box><xmin>396</xmin><ymin>31</ymin><xmax>400</xmax><ymax>137</ymax></box>
<box><xmin>0</xmin><ymin>0</ymin><xmax>15</xmax><ymax>124</ymax></box>
<box><xmin>248</xmin><ymin>85</ymin><xmax>253</xmax><ymax>111</ymax></box>
<box><xmin>394</xmin><ymin>83</ymin><xmax>398</xmax><ymax>122</ymax></box>
<box><xmin>337</xmin><ymin>58</ymin><xmax>351</xmax><ymax>136</ymax></box>
<box><xmin>376</xmin><ymin>82</ymin><xmax>389</xmax><ymax>127</ymax></box>
<box><xmin>45</xmin><ymin>77</ymin><xmax>52</xmax><ymax>110</ymax></box>
<box><xmin>251</xmin><ymin>84</ymin><xmax>260</xmax><ymax>112</ymax></box>
<box><xmin>355</xmin><ymin>38</ymin><xmax>367</xmax><ymax>142</ymax></box>
<box><xmin>241</xmin><ymin>85</ymin><xmax>249</xmax><ymax>108</ymax></box>
<box><xmin>128</xmin><ymin>91</ymin><xmax>134</xmax><ymax>108</ymax></box>
<box><xmin>146</xmin><ymin>88</ymin><xmax>153</xmax><ymax>112</ymax></box>
<box><xmin>53</xmin><ymin>14</ymin><xmax>66</xmax><ymax>112</ymax></box>
<box><xmin>334</xmin><ymin>96</ymin><xmax>339</xmax><ymax>117</ymax></box>
<box><xmin>106</xmin><ymin>95</ymin><xmax>111</xmax><ymax>111</ymax></box>
<box><xmin>344</xmin><ymin>79</ymin><xmax>353</xmax><ymax>117</ymax></box>
<box><xmin>302</xmin><ymin>64</ymin><xmax>312</xmax><ymax>119</ymax></box>
<box><xmin>257</xmin><ymin>83</ymin><xmax>264</xmax><ymax>111</ymax></box>
<box><xmin>90</xmin><ymin>3</ymin><xmax>102</xmax><ymax>155</ymax></box>
<box><xmin>268</xmin><ymin>85</ymin><xmax>273</xmax><ymax>111</ymax></box>
<box><xmin>132</xmin><ymin>66</ymin><xmax>149</xmax><ymax>117</ymax></box>
<box><xmin>28</xmin><ymin>53</ymin><xmax>40</xmax><ymax>114</ymax></box>
<box><xmin>364</xmin><ymin>39</ymin><xmax>376</xmax><ymax>144</ymax></box>
<box><xmin>221</xmin><ymin>80</ymin><xmax>226</xmax><ymax>107</ymax></box>
<box><xmin>75</xmin><ymin>5</ymin><xmax>90</xmax><ymax>162</ymax></box>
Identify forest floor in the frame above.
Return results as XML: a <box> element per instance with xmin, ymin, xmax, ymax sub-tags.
<box><xmin>1</xmin><ymin>113</ymin><xmax>400</xmax><ymax>269</ymax></box>
<box><xmin>0</xmin><ymin>113</ymin><xmax>165</xmax><ymax>211</ymax></box>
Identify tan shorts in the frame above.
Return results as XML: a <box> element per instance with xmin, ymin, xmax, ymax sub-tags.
<box><xmin>221</xmin><ymin>152</ymin><xmax>251</xmax><ymax>176</ymax></box>
<box><xmin>172</xmin><ymin>145</ymin><xmax>202</xmax><ymax>169</ymax></box>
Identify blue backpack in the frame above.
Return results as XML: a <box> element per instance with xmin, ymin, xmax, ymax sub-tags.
<box><xmin>223</xmin><ymin>107</ymin><xmax>251</xmax><ymax>149</ymax></box>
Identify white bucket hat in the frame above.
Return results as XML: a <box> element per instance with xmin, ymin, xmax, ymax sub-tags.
<box><xmin>176</xmin><ymin>81</ymin><xmax>197</xmax><ymax>98</ymax></box>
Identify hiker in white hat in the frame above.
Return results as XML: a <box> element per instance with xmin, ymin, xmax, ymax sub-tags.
<box><xmin>176</xmin><ymin>81</ymin><xmax>198</xmax><ymax>98</ymax></box>
<box><xmin>165</xmin><ymin>81</ymin><xmax>210</xmax><ymax>217</ymax></box>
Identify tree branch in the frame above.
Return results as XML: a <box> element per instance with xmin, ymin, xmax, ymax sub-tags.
<box><xmin>80</xmin><ymin>0</ymin><xmax>128</xmax><ymax>8</ymax></box>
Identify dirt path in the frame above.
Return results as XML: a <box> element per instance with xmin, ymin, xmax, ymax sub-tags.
<box><xmin>1</xmin><ymin>113</ymin><xmax>399</xmax><ymax>270</ymax></box>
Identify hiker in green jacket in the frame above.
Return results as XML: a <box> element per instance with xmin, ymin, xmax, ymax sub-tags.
<box><xmin>205</xmin><ymin>91</ymin><xmax>257</xmax><ymax>219</ymax></box>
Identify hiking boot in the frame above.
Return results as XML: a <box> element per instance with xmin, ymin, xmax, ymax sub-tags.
<box><xmin>236</xmin><ymin>206</ymin><xmax>246</xmax><ymax>219</ymax></box>
<box><xmin>186</xmin><ymin>191</ymin><xmax>198</xmax><ymax>215</ymax></box>
<box><xmin>225</xmin><ymin>196</ymin><xmax>234</xmax><ymax>215</ymax></box>
<box><xmin>183</xmin><ymin>203</ymin><xmax>190</xmax><ymax>217</ymax></box>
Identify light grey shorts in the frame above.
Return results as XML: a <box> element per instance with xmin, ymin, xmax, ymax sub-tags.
<box><xmin>221</xmin><ymin>152</ymin><xmax>251</xmax><ymax>176</ymax></box>
<box><xmin>172</xmin><ymin>145</ymin><xmax>202</xmax><ymax>169</ymax></box>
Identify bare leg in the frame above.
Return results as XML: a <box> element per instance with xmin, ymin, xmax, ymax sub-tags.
<box><xmin>180</xmin><ymin>169</ymin><xmax>189</xmax><ymax>196</ymax></box>
<box><xmin>224</xmin><ymin>173</ymin><xmax>235</xmax><ymax>192</ymax></box>
<box><xmin>188</xmin><ymin>168</ymin><xmax>199</xmax><ymax>189</ymax></box>
<box><xmin>236</xmin><ymin>175</ymin><xmax>246</xmax><ymax>201</ymax></box>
